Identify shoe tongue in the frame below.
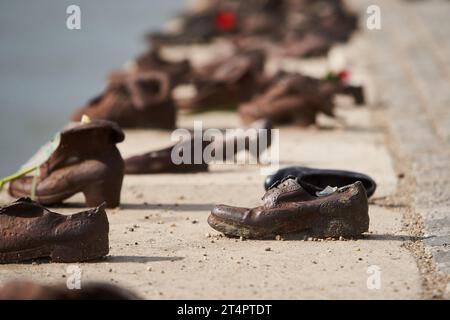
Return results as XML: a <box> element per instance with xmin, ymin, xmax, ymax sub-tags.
<box><xmin>262</xmin><ymin>177</ymin><xmax>315</xmax><ymax>208</ymax></box>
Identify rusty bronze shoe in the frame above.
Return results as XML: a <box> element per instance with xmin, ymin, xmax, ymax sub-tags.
<box><xmin>71</xmin><ymin>70</ymin><xmax>176</xmax><ymax>129</ymax></box>
<box><xmin>124</xmin><ymin>137</ymin><xmax>210</xmax><ymax>174</ymax></box>
<box><xmin>134</xmin><ymin>49</ymin><xmax>192</xmax><ymax>86</ymax></box>
<box><xmin>238</xmin><ymin>72</ymin><xmax>364</xmax><ymax>126</ymax></box>
<box><xmin>264</xmin><ymin>166</ymin><xmax>377</xmax><ymax>198</ymax></box>
<box><xmin>208</xmin><ymin>178</ymin><xmax>369</xmax><ymax>239</ymax></box>
<box><xmin>0</xmin><ymin>281</ymin><xmax>139</xmax><ymax>300</ymax></box>
<box><xmin>125</xmin><ymin>119</ymin><xmax>272</xmax><ymax>174</ymax></box>
<box><xmin>175</xmin><ymin>50</ymin><xmax>265</xmax><ymax>112</ymax></box>
<box><xmin>7</xmin><ymin>120</ymin><xmax>124</xmax><ymax>208</ymax></box>
<box><xmin>238</xmin><ymin>73</ymin><xmax>336</xmax><ymax>127</ymax></box>
<box><xmin>0</xmin><ymin>198</ymin><xmax>109</xmax><ymax>264</ymax></box>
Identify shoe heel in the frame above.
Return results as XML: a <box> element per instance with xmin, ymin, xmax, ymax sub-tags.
<box><xmin>51</xmin><ymin>235</ymin><xmax>109</xmax><ymax>263</ymax></box>
<box><xmin>83</xmin><ymin>178</ymin><xmax>122</xmax><ymax>208</ymax></box>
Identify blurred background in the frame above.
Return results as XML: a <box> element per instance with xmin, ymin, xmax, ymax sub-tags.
<box><xmin>0</xmin><ymin>0</ymin><xmax>184</xmax><ymax>176</ymax></box>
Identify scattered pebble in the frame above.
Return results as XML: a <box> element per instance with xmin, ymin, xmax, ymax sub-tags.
<box><xmin>265</xmin><ymin>247</ymin><xmax>271</xmax><ymax>252</ymax></box>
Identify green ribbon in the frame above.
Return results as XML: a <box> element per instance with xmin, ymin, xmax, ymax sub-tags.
<box><xmin>324</xmin><ymin>71</ymin><xmax>340</xmax><ymax>82</ymax></box>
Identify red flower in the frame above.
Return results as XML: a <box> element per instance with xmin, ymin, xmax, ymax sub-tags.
<box><xmin>338</xmin><ymin>70</ymin><xmax>350</xmax><ymax>83</ymax></box>
<box><xmin>215</xmin><ymin>10</ymin><xmax>237</xmax><ymax>32</ymax></box>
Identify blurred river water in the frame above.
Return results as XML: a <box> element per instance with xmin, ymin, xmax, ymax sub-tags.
<box><xmin>0</xmin><ymin>0</ymin><xmax>184</xmax><ymax>176</ymax></box>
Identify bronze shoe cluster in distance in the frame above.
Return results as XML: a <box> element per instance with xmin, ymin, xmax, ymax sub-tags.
<box><xmin>208</xmin><ymin>177</ymin><xmax>369</xmax><ymax>239</ymax></box>
<box><xmin>9</xmin><ymin>120</ymin><xmax>125</xmax><ymax>208</ymax></box>
<box><xmin>0</xmin><ymin>198</ymin><xmax>109</xmax><ymax>264</ymax></box>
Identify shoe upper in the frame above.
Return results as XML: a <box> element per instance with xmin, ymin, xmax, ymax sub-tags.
<box><xmin>0</xmin><ymin>198</ymin><xmax>108</xmax><ymax>253</ymax></box>
<box><xmin>264</xmin><ymin>166</ymin><xmax>377</xmax><ymax>197</ymax></box>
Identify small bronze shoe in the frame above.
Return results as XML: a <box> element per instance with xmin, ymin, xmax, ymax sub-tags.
<box><xmin>8</xmin><ymin>120</ymin><xmax>124</xmax><ymax>208</ymax></box>
<box><xmin>125</xmin><ymin>120</ymin><xmax>272</xmax><ymax>174</ymax></box>
<box><xmin>124</xmin><ymin>137</ymin><xmax>210</xmax><ymax>174</ymax></box>
<box><xmin>0</xmin><ymin>281</ymin><xmax>139</xmax><ymax>300</ymax></box>
<box><xmin>134</xmin><ymin>49</ymin><xmax>192</xmax><ymax>86</ymax></box>
<box><xmin>71</xmin><ymin>70</ymin><xmax>176</xmax><ymax>129</ymax></box>
<box><xmin>238</xmin><ymin>72</ymin><xmax>364</xmax><ymax>127</ymax></box>
<box><xmin>176</xmin><ymin>50</ymin><xmax>265</xmax><ymax>112</ymax></box>
<box><xmin>239</xmin><ymin>74</ymin><xmax>335</xmax><ymax>127</ymax></box>
<box><xmin>0</xmin><ymin>198</ymin><xmax>109</xmax><ymax>264</ymax></box>
<box><xmin>208</xmin><ymin>177</ymin><xmax>369</xmax><ymax>239</ymax></box>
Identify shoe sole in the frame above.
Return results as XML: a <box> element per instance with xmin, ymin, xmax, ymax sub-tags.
<box><xmin>0</xmin><ymin>235</ymin><xmax>109</xmax><ymax>264</ymax></box>
<box><xmin>207</xmin><ymin>213</ymin><xmax>368</xmax><ymax>239</ymax></box>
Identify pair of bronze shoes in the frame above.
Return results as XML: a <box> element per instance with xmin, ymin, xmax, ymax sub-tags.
<box><xmin>239</xmin><ymin>72</ymin><xmax>365</xmax><ymax>127</ymax></box>
<box><xmin>208</xmin><ymin>176</ymin><xmax>370</xmax><ymax>239</ymax></box>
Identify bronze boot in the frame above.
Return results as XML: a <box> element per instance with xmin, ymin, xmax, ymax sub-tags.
<box><xmin>8</xmin><ymin>120</ymin><xmax>124</xmax><ymax>208</ymax></box>
<box><xmin>0</xmin><ymin>198</ymin><xmax>109</xmax><ymax>264</ymax></box>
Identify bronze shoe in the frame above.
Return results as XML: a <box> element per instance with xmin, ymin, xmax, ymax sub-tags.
<box><xmin>134</xmin><ymin>49</ymin><xmax>192</xmax><ymax>86</ymax></box>
<box><xmin>238</xmin><ymin>72</ymin><xmax>363</xmax><ymax>127</ymax></box>
<box><xmin>175</xmin><ymin>50</ymin><xmax>265</xmax><ymax>112</ymax></box>
<box><xmin>124</xmin><ymin>137</ymin><xmax>210</xmax><ymax>174</ymax></box>
<box><xmin>0</xmin><ymin>281</ymin><xmax>139</xmax><ymax>300</ymax></box>
<box><xmin>124</xmin><ymin>120</ymin><xmax>272</xmax><ymax>174</ymax></box>
<box><xmin>71</xmin><ymin>70</ymin><xmax>176</xmax><ymax>129</ymax></box>
<box><xmin>0</xmin><ymin>198</ymin><xmax>109</xmax><ymax>264</ymax></box>
<box><xmin>8</xmin><ymin>120</ymin><xmax>124</xmax><ymax>208</ymax></box>
<box><xmin>208</xmin><ymin>177</ymin><xmax>369</xmax><ymax>239</ymax></box>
